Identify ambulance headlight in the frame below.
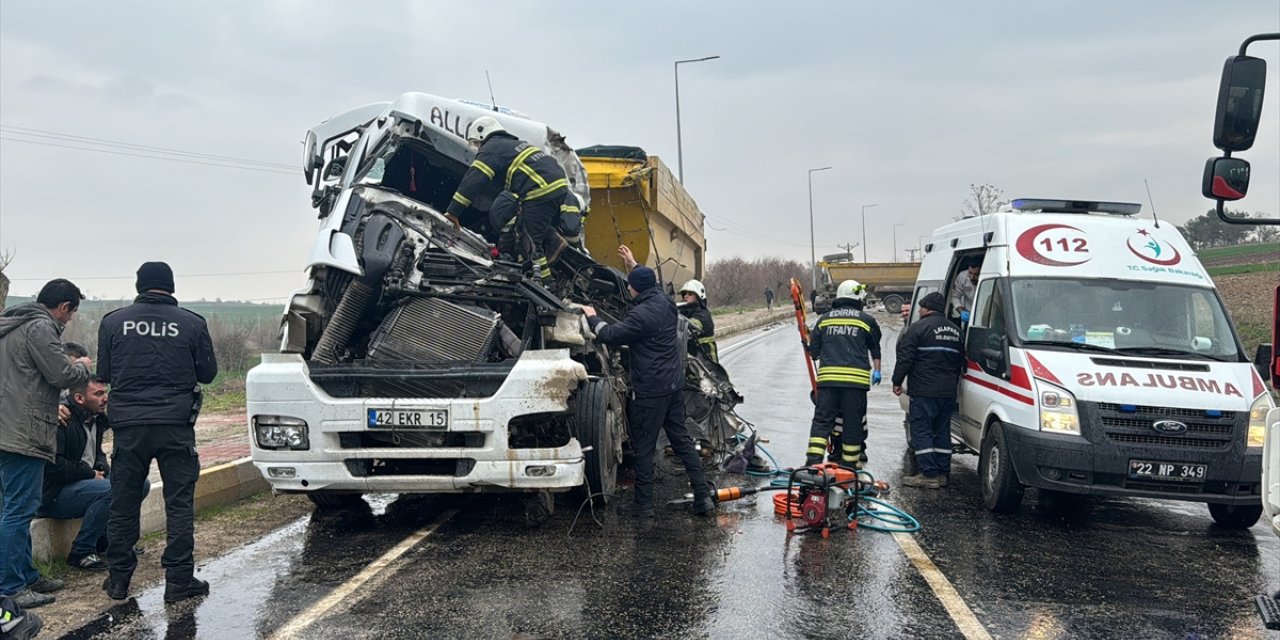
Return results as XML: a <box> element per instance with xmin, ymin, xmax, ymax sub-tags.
<box><xmin>1247</xmin><ymin>393</ymin><xmax>1275</xmax><ymax>448</ymax></box>
<box><xmin>1039</xmin><ymin>383</ymin><xmax>1080</xmax><ymax>436</ymax></box>
<box><xmin>254</xmin><ymin>416</ymin><xmax>310</xmax><ymax>450</ymax></box>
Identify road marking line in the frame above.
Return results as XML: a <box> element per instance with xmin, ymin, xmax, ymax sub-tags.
<box><xmin>893</xmin><ymin>532</ymin><xmax>993</xmax><ymax>640</ymax></box>
<box><xmin>719</xmin><ymin>326</ymin><xmax>778</xmax><ymax>357</ymax></box>
<box><xmin>269</xmin><ymin>508</ymin><xmax>459</xmax><ymax>640</ymax></box>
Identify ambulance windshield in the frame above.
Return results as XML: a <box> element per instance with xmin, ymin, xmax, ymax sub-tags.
<box><xmin>1009</xmin><ymin>279</ymin><xmax>1241</xmax><ymax>360</ymax></box>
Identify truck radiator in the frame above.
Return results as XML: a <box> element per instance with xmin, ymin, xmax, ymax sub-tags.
<box><xmin>362</xmin><ymin>297</ymin><xmax>500</xmax><ymax>397</ymax></box>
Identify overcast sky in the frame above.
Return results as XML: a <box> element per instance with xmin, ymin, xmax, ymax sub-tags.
<box><xmin>2</xmin><ymin>1</ymin><xmax>1277</xmax><ymax>302</ymax></box>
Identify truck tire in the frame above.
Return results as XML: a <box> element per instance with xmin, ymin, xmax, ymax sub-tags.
<box><xmin>307</xmin><ymin>491</ymin><xmax>365</xmax><ymax>510</ymax></box>
<box><xmin>576</xmin><ymin>378</ymin><xmax>622</xmax><ymax>504</ymax></box>
<box><xmin>1207</xmin><ymin>502</ymin><xmax>1262</xmax><ymax>529</ymax></box>
<box><xmin>881</xmin><ymin>294</ymin><xmax>905</xmax><ymax>315</ymax></box>
<box><xmin>978</xmin><ymin>421</ymin><xmax>1024</xmax><ymax>513</ymax></box>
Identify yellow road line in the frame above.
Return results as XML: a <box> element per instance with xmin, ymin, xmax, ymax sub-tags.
<box><xmin>893</xmin><ymin>532</ymin><xmax>994</xmax><ymax>640</ymax></box>
<box><xmin>269</xmin><ymin>508</ymin><xmax>459</xmax><ymax>640</ymax></box>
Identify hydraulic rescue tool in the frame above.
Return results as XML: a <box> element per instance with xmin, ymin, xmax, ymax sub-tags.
<box><xmin>775</xmin><ymin>463</ymin><xmax>861</xmax><ymax>538</ymax></box>
<box><xmin>789</xmin><ymin>278</ymin><xmax>817</xmax><ymax>394</ymax></box>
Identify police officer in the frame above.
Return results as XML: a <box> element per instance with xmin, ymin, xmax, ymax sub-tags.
<box><xmin>802</xmin><ymin>280</ymin><xmax>882</xmax><ymax>468</ymax></box>
<box><xmin>676</xmin><ymin>279</ymin><xmax>718</xmax><ymax>363</ymax></box>
<box><xmin>446</xmin><ymin>116</ymin><xmax>568</xmax><ymax>284</ymax></box>
<box><xmin>581</xmin><ymin>265</ymin><xmax>715</xmax><ymax>518</ymax></box>
<box><xmin>99</xmin><ymin>262</ymin><xmax>217</xmax><ymax>603</ymax></box>
<box><xmin>892</xmin><ymin>292</ymin><xmax>965</xmax><ymax>488</ymax></box>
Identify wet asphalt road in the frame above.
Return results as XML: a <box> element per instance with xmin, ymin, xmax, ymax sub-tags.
<box><xmin>69</xmin><ymin>317</ymin><xmax>1280</xmax><ymax>639</ymax></box>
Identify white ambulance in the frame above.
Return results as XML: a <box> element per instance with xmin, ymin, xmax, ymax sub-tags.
<box><xmin>906</xmin><ymin>198</ymin><xmax>1272</xmax><ymax>527</ymax></box>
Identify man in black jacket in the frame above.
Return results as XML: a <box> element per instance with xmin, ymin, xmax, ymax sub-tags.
<box><xmin>98</xmin><ymin>262</ymin><xmax>217</xmax><ymax>603</ymax></box>
<box><xmin>892</xmin><ymin>292</ymin><xmax>965</xmax><ymax>488</ymax></box>
<box><xmin>582</xmin><ymin>265</ymin><xmax>714</xmax><ymax>518</ymax></box>
<box><xmin>41</xmin><ymin>376</ymin><xmax>150</xmax><ymax>571</ymax></box>
<box><xmin>446</xmin><ymin>116</ymin><xmax>568</xmax><ymax>284</ymax></box>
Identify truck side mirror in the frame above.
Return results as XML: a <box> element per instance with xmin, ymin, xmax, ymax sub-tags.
<box><xmin>1213</xmin><ymin>55</ymin><xmax>1267</xmax><ymax>153</ymax></box>
<box><xmin>1201</xmin><ymin>157</ymin><xmax>1250</xmax><ymax>201</ymax></box>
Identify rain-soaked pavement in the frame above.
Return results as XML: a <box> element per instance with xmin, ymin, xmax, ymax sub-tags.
<box><xmin>67</xmin><ymin>316</ymin><xmax>1280</xmax><ymax>639</ymax></box>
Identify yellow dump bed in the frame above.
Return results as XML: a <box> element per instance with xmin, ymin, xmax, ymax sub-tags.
<box><xmin>579</xmin><ymin>151</ymin><xmax>706</xmax><ymax>287</ymax></box>
<box><xmin>821</xmin><ymin>262</ymin><xmax>921</xmax><ymax>289</ymax></box>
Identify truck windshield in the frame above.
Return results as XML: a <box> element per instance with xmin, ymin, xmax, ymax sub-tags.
<box><xmin>1009</xmin><ymin>278</ymin><xmax>1242</xmax><ymax>361</ymax></box>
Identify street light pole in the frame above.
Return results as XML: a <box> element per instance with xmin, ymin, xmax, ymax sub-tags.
<box><xmin>808</xmin><ymin>166</ymin><xmax>832</xmax><ymax>293</ymax></box>
<box><xmin>674</xmin><ymin>55</ymin><xmax>720</xmax><ymax>183</ymax></box>
<box><xmin>860</xmin><ymin>203</ymin><xmax>879</xmax><ymax>261</ymax></box>
<box><xmin>892</xmin><ymin>223</ymin><xmax>906</xmax><ymax>262</ymax></box>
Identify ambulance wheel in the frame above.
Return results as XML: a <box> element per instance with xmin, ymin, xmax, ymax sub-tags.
<box><xmin>576</xmin><ymin>378</ymin><xmax>622</xmax><ymax>504</ymax></box>
<box><xmin>1207</xmin><ymin>502</ymin><xmax>1262</xmax><ymax>529</ymax></box>
<box><xmin>882</xmin><ymin>294</ymin><xmax>905</xmax><ymax>315</ymax></box>
<box><xmin>979</xmin><ymin>421</ymin><xmax>1023</xmax><ymax>513</ymax></box>
<box><xmin>307</xmin><ymin>491</ymin><xmax>365</xmax><ymax>510</ymax></box>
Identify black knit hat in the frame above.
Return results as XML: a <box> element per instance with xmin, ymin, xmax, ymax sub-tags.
<box><xmin>136</xmin><ymin>261</ymin><xmax>175</xmax><ymax>294</ymax></box>
<box><xmin>627</xmin><ymin>266</ymin><xmax>657</xmax><ymax>293</ymax></box>
<box><xmin>919</xmin><ymin>291</ymin><xmax>946</xmax><ymax>312</ymax></box>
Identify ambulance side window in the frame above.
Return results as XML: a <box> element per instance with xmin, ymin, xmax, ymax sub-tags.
<box><xmin>907</xmin><ymin>283</ymin><xmax>942</xmax><ymax>325</ymax></box>
<box><xmin>966</xmin><ymin>279</ymin><xmax>1008</xmax><ymax>376</ymax></box>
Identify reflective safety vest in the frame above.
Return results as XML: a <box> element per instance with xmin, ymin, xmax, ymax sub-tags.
<box><xmin>445</xmin><ymin>132</ymin><xmax>568</xmax><ymax>218</ymax></box>
<box><xmin>808</xmin><ymin>307</ymin><xmax>882</xmax><ymax>388</ymax></box>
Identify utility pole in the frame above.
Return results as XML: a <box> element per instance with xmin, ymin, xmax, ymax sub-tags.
<box><xmin>837</xmin><ymin>242</ymin><xmax>858</xmax><ymax>256</ymax></box>
<box><xmin>905</xmin><ymin>247</ymin><xmax>921</xmax><ymax>262</ymax></box>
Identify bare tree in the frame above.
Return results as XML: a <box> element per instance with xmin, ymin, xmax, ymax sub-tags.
<box><xmin>705</xmin><ymin>256</ymin><xmax>809</xmax><ymax>308</ymax></box>
<box><xmin>960</xmin><ymin>183</ymin><xmax>1007</xmax><ymax>219</ymax></box>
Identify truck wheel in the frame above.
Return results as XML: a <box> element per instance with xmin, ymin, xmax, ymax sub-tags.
<box><xmin>978</xmin><ymin>421</ymin><xmax>1024</xmax><ymax>513</ymax></box>
<box><xmin>882</xmin><ymin>294</ymin><xmax>905</xmax><ymax>315</ymax></box>
<box><xmin>1207</xmin><ymin>502</ymin><xmax>1262</xmax><ymax>529</ymax></box>
<box><xmin>576</xmin><ymin>378</ymin><xmax>622</xmax><ymax>504</ymax></box>
<box><xmin>307</xmin><ymin>491</ymin><xmax>365</xmax><ymax>510</ymax></box>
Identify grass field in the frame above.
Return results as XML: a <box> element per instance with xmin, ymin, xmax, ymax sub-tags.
<box><xmin>1207</xmin><ymin>261</ymin><xmax>1280</xmax><ymax>276</ymax></box>
<box><xmin>1196</xmin><ymin>242</ymin><xmax>1280</xmax><ymax>264</ymax></box>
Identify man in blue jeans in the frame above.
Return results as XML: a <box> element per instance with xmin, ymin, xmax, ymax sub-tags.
<box><xmin>42</xmin><ymin>376</ymin><xmax>150</xmax><ymax>571</ymax></box>
<box><xmin>0</xmin><ymin>279</ymin><xmax>93</xmax><ymax>608</ymax></box>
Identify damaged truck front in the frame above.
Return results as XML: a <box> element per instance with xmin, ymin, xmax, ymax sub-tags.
<box><xmin>247</xmin><ymin>94</ymin><xmax>638</xmax><ymax>509</ymax></box>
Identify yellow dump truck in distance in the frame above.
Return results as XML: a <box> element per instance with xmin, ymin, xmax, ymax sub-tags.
<box><xmin>577</xmin><ymin>146</ymin><xmax>706</xmax><ymax>289</ymax></box>
<box><xmin>814</xmin><ymin>256</ymin><xmax>921</xmax><ymax>314</ymax></box>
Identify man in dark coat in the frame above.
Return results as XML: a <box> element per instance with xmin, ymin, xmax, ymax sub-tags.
<box><xmin>892</xmin><ymin>292</ymin><xmax>965</xmax><ymax>488</ymax></box>
<box><xmin>582</xmin><ymin>265</ymin><xmax>715</xmax><ymax>518</ymax></box>
<box><xmin>98</xmin><ymin>262</ymin><xmax>217</xmax><ymax>603</ymax></box>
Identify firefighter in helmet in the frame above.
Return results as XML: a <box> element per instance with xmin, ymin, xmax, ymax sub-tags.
<box><xmin>677</xmin><ymin>279</ymin><xmax>718</xmax><ymax>363</ymax></box>
<box><xmin>802</xmin><ymin>279</ymin><xmax>882</xmax><ymax>468</ymax></box>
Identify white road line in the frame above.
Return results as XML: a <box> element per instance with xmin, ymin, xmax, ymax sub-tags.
<box><xmin>719</xmin><ymin>325</ymin><xmax>780</xmax><ymax>357</ymax></box>
<box><xmin>269</xmin><ymin>508</ymin><xmax>459</xmax><ymax>640</ymax></box>
<box><xmin>892</xmin><ymin>532</ymin><xmax>994</xmax><ymax>640</ymax></box>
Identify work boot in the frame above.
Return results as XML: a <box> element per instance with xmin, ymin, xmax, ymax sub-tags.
<box><xmin>803</xmin><ymin>455</ymin><xmax>824</xmax><ymax>468</ymax></box>
<box><xmin>0</xmin><ymin>600</ymin><xmax>42</xmax><ymax>639</ymax></box>
<box><xmin>690</xmin><ymin>496</ymin><xmax>716</xmax><ymax>517</ymax></box>
<box><xmin>618</xmin><ymin>502</ymin><xmax>655</xmax><ymax>519</ymax></box>
<box><xmin>10</xmin><ymin>589</ymin><xmax>54</xmax><ymax>609</ymax></box>
<box><xmin>164</xmin><ymin>577</ymin><xmax>210</xmax><ymax>604</ymax></box>
<box><xmin>902</xmin><ymin>474</ymin><xmax>942</xmax><ymax>489</ymax></box>
<box><xmin>102</xmin><ymin>575</ymin><xmax>130</xmax><ymax>601</ymax></box>
<box><xmin>25</xmin><ymin>576</ymin><xmax>63</xmax><ymax>594</ymax></box>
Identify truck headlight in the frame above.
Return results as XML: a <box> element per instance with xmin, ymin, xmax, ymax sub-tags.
<box><xmin>1248</xmin><ymin>393</ymin><xmax>1275</xmax><ymax>448</ymax></box>
<box><xmin>254</xmin><ymin>415</ymin><xmax>310</xmax><ymax>450</ymax></box>
<box><xmin>1039</xmin><ymin>382</ymin><xmax>1081</xmax><ymax>436</ymax></box>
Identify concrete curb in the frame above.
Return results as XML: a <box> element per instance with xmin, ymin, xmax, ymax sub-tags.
<box><xmin>28</xmin><ymin>310</ymin><xmax>790</xmax><ymax>563</ymax></box>
<box><xmin>31</xmin><ymin>457</ymin><xmax>268</xmax><ymax>563</ymax></box>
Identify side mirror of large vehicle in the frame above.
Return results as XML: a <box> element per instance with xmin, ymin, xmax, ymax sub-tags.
<box><xmin>324</xmin><ymin>156</ymin><xmax>347</xmax><ymax>181</ymax></box>
<box><xmin>1213</xmin><ymin>55</ymin><xmax>1267</xmax><ymax>152</ymax></box>
<box><xmin>1201</xmin><ymin>157</ymin><xmax>1250</xmax><ymax>201</ymax></box>
<box><xmin>981</xmin><ymin>335</ymin><xmax>1009</xmax><ymax>379</ymax></box>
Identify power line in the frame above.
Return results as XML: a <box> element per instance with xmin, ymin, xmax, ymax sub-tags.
<box><xmin>0</xmin><ymin>124</ymin><xmax>296</xmax><ymax>170</ymax></box>
<box><xmin>9</xmin><ymin>269</ymin><xmax>299</xmax><ymax>282</ymax></box>
<box><xmin>0</xmin><ymin>136</ymin><xmax>297</xmax><ymax>175</ymax></box>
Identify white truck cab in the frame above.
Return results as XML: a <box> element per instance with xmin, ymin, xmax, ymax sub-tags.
<box><xmin>907</xmin><ymin>198</ymin><xmax>1273</xmax><ymax>527</ymax></box>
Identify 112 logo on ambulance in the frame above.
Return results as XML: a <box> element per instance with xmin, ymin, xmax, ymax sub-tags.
<box><xmin>1015</xmin><ymin>224</ymin><xmax>1091</xmax><ymax>266</ymax></box>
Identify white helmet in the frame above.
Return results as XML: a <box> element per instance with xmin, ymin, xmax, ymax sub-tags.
<box><xmin>678</xmin><ymin>279</ymin><xmax>707</xmax><ymax>301</ymax></box>
<box><xmin>467</xmin><ymin>116</ymin><xmax>505</xmax><ymax>143</ymax></box>
<box><xmin>836</xmin><ymin>279</ymin><xmax>867</xmax><ymax>302</ymax></box>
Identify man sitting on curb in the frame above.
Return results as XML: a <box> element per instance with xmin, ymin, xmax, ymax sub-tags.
<box><xmin>41</xmin><ymin>376</ymin><xmax>149</xmax><ymax>570</ymax></box>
